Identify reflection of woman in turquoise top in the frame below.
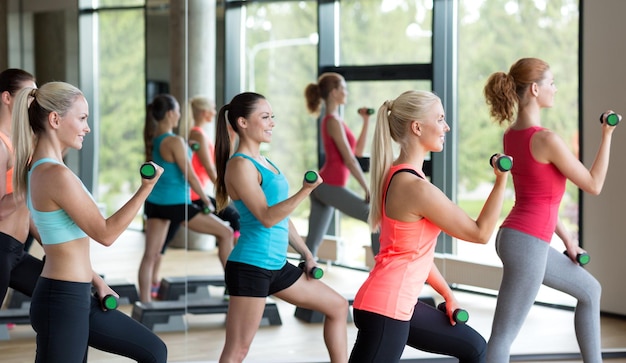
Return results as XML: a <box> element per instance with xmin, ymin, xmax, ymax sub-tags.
<box><xmin>146</xmin><ymin>132</ymin><xmax>189</xmax><ymax>205</ymax></box>
<box><xmin>214</xmin><ymin>92</ymin><xmax>349</xmax><ymax>363</ymax></box>
<box><xmin>138</xmin><ymin>93</ymin><xmax>233</xmax><ymax>303</ymax></box>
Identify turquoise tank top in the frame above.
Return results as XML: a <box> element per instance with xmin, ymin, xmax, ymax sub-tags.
<box><xmin>228</xmin><ymin>153</ymin><xmax>289</xmax><ymax>270</ymax></box>
<box><xmin>146</xmin><ymin>132</ymin><xmax>191</xmax><ymax>205</ymax></box>
<box><xmin>28</xmin><ymin>158</ymin><xmax>89</xmax><ymax>245</ymax></box>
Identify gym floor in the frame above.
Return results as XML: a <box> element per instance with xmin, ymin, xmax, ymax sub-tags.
<box><xmin>1</xmin><ymin>229</ymin><xmax>625</xmax><ymax>363</ymax></box>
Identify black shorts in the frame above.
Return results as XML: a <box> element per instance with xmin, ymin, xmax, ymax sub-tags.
<box><xmin>193</xmin><ymin>197</ymin><xmax>240</xmax><ymax>232</ymax></box>
<box><xmin>144</xmin><ymin>201</ymin><xmax>202</xmax><ymax>226</ymax></box>
<box><xmin>224</xmin><ymin>261</ymin><xmax>303</xmax><ymax>297</ymax></box>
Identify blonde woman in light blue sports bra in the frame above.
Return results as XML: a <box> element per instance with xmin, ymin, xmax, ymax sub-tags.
<box><xmin>11</xmin><ymin>81</ymin><xmax>165</xmax><ymax>363</ymax></box>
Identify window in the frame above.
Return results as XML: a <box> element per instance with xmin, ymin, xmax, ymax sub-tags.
<box><xmin>455</xmin><ymin>0</ymin><xmax>580</xmax><ymax>305</ymax></box>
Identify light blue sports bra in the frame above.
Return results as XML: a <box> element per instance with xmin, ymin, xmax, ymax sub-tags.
<box><xmin>27</xmin><ymin>158</ymin><xmax>89</xmax><ymax>245</ymax></box>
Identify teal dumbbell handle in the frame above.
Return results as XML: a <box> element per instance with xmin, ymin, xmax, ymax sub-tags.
<box><xmin>298</xmin><ymin>261</ymin><xmax>324</xmax><ymax>279</ymax></box>
<box><xmin>599</xmin><ymin>112</ymin><xmax>620</xmax><ymax>126</ymax></box>
<box><xmin>563</xmin><ymin>250</ymin><xmax>590</xmax><ymax>266</ymax></box>
<box><xmin>437</xmin><ymin>302</ymin><xmax>469</xmax><ymax>323</ymax></box>
<box><xmin>304</xmin><ymin>170</ymin><xmax>318</xmax><ymax>183</ymax></box>
<box><xmin>489</xmin><ymin>154</ymin><xmax>513</xmax><ymax>172</ymax></box>
<box><xmin>140</xmin><ymin>163</ymin><xmax>156</xmax><ymax>179</ymax></box>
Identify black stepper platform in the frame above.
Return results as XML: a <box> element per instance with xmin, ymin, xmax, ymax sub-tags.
<box><xmin>294</xmin><ymin>295</ymin><xmax>436</xmax><ymax>323</ymax></box>
<box><xmin>132</xmin><ymin>297</ymin><xmax>282</xmax><ymax>331</ymax></box>
<box><xmin>0</xmin><ymin>308</ymin><xmax>30</xmax><ymax>340</ymax></box>
<box><xmin>157</xmin><ymin>275</ymin><xmax>225</xmax><ymax>300</ymax></box>
<box><xmin>0</xmin><ymin>308</ymin><xmax>30</xmax><ymax>325</ymax></box>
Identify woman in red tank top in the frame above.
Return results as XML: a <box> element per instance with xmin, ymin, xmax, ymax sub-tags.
<box><xmin>303</xmin><ymin>72</ymin><xmax>380</xmax><ymax>259</ymax></box>
<box><xmin>484</xmin><ymin>57</ymin><xmax>617</xmax><ymax>363</ymax></box>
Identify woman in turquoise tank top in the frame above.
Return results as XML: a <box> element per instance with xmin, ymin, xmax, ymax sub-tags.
<box><xmin>138</xmin><ymin>94</ymin><xmax>234</xmax><ymax>302</ymax></box>
<box><xmin>214</xmin><ymin>92</ymin><xmax>349</xmax><ymax>363</ymax></box>
<box><xmin>11</xmin><ymin>81</ymin><xmax>167</xmax><ymax>363</ymax></box>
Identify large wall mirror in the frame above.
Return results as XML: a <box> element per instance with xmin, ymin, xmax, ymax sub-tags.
<box><xmin>3</xmin><ymin>0</ymin><xmax>626</xmax><ymax>362</ymax></box>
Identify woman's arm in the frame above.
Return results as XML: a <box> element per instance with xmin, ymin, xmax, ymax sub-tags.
<box><xmin>326</xmin><ymin>117</ymin><xmax>369</xmax><ymax>198</ymax></box>
<box><xmin>189</xmin><ymin>128</ymin><xmax>218</xmax><ymax>184</ymax></box>
<box><xmin>555</xmin><ymin>218</ymin><xmax>585</xmax><ymax>259</ymax></box>
<box><xmin>354</xmin><ymin>109</ymin><xmax>371</xmax><ymax>156</ymax></box>
<box><xmin>225</xmin><ymin>157</ymin><xmax>321</xmax><ymax>228</ymax></box>
<box><xmin>535</xmin><ymin>121</ymin><xmax>615</xmax><ymax>195</ymax></box>
<box><xmin>387</xmin><ymin>167</ymin><xmax>508</xmax><ymax>244</ymax></box>
<box><xmin>426</xmin><ymin>264</ymin><xmax>461</xmax><ymax>325</ymax></box>
<box><xmin>36</xmin><ymin>162</ymin><xmax>161</xmax><ymax>246</ymax></box>
<box><xmin>287</xmin><ymin>219</ymin><xmax>316</xmax><ymax>269</ymax></box>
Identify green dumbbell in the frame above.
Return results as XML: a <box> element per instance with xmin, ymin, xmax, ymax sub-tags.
<box><xmin>489</xmin><ymin>154</ymin><xmax>513</xmax><ymax>172</ymax></box>
<box><xmin>599</xmin><ymin>112</ymin><xmax>620</xmax><ymax>126</ymax></box>
<box><xmin>96</xmin><ymin>293</ymin><xmax>118</xmax><ymax>310</ymax></box>
<box><xmin>298</xmin><ymin>261</ymin><xmax>324</xmax><ymax>279</ymax></box>
<box><xmin>139</xmin><ymin>163</ymin><xmax>156</xmax><ymax>179</ymax></box>
<box><xmin>437</xmin><ymin>302</ymin><xmax>469</xmax><ymax>324</ymax></box>
<box><xmin>357</xmin><ymin>108</ymin><xmax>375</xmax><ymax>115</ymax></box>
<box><xmin>563</xmin><ymin>250</ymin><xmax>590</xmax><ymax>266</ymax></box>
<box><xmin>304</xmin><ymin>170</ymin><xmax>318</xmax><ymax>183</ymax></box>
<box><xmin>189</xmin><ymin>141</ymin><xmax>200</xmax><ymax>151</ymax></box>
<box><xmin>200</xmin><ymin>202</ymin><xmax>211</xmax><ymax>215</ymax></box>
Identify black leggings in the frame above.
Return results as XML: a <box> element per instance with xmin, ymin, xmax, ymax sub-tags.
<box><xmin>0</xmin><ymin>232</ymin><xmax>41</xmax><ymax>305</ymax></box>
<box><xmin>30</xmin><ymin>277</ymin><xmax>92</xmax><ymax>363</ymax></box>
<box><xmin>1</xmin><ymin>234</ymin><xmax>166</xmax><ymax>363</ymax></box>
<box><xmin>349</xmin><ymin>302</ymin><xmax>486</xmax><ymax>363</ymax></box>
<box><xmin>30</xmin><ymin>277</ymin><xmax>168</xmax><ymax>363</ymax></box>
<box><xmin>161</xmin><ymin>196</ymin><xmax>240</xmax><ymax>254</ymax></box>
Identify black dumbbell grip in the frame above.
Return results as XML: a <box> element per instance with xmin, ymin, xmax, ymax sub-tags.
<box><xmin>437</xmin><ymin>302</ymin><xmax>469</xmax><ymax>323</ymax></box>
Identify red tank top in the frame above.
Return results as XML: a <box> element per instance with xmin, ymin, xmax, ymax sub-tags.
<box><xmin>501</xmin><ymin>126</ymin><xmax>566</xmax><ymax>242</ymax></box>
<box><xmin>190</xmin><ymin>126</ymin><xmax>213</xmax><ymax>201</ymax></box>
<box><xmin>319</xmin><ymin>115</ymin><xmax>356</xmax><ymax>186</ymax></box>
<box><xmin>353</xmin><ymin>164</ymin><xmax>441</xmax><ymax>321</ymax></box>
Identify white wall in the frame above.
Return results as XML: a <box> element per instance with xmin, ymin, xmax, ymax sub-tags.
<box><xmin>582</xmin><ymin>0</ymin><xmax>626</xmax><ymax>315</ymax></box>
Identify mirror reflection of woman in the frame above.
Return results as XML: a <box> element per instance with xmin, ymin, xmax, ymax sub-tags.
<box><xmin>303</xmin><ymin>72</ymin><xmax>380</xmax><ymax>258</ymax></box>
<box><xmin>139</xmin><ymin>93</ymin><xmax>234</xmax><ymax>302</ymax></box>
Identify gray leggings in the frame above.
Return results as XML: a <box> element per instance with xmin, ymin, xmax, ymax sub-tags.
<box><xmin>305</xmin><ymin>183</ymin><xmax>380</xmax><ymax>258</ymax></box>
<box><xmin>486</xmin><ymin>228</ymin><xmax>602</xmax><ymax>363</ymax></box>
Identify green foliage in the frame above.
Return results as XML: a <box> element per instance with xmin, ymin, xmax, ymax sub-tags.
<box><xmin>93</xmin><ymin>0</ymin><xmax>580</xmax><ymax>226</ymax></box>
<box><xmin>96</xmin><ymin>9</ymin><xmax>146</xmax><ymax>215</ymax></box>
<box><xmin>458</xmin><ymin>0</ymin><xmax>579</xmax><ymax>200</ymax></box>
